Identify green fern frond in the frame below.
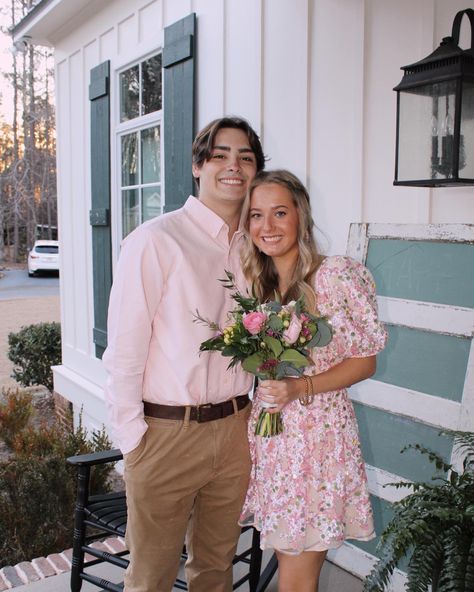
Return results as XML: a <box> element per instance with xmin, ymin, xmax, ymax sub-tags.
<box><xmin>363</xmin><ymin>429</ymin><xmax>474</xmax><ymax>592</ymax></box>
<box><xmin>406</xmin><ymin>536</ymin><xmax>442</xmax><ymax>592</ymax></box>
<box><xmin>402</xmin><ymin>443</ymin><xmax>452</xmax><ymax>474</ymax></box>
<box><xmin>438</xmin><ymin>524</ymin><xmax>473</xmax><ymax>592</ymax></box>
<box><xmin>464</xmin><ymin>537</ymin><xmax>474</xmax><ymax>592</ymax></box>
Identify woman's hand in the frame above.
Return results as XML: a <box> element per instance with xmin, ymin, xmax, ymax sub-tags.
<box><xmin>257</xmin><ymin>355</ymin><xmax>377</xmax><ymax>413</ymax></box>
<box><xmin>257</xmin><ymin>378</ymin><xmax>300</xmax><ymax>413</ymax></box>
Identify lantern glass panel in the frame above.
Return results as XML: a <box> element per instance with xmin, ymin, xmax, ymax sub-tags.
<box><xmin>460</xmin><ymin>81</ymin><xmax>474</xmax><ymax>179</ymax></box>
<box><xmin>398</xmin><ymin>81</ymin><xmax>456</xmax><ymax>182</ymax></box>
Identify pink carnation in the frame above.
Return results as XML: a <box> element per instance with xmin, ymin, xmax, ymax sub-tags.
<box><xmin>243</xmin><ymin>311</ymin><xmax>267</xmax><ymax>335</ymax></box>
<box><xmin>282</xmin><ymin>313</ymin><xmax>302</xmax><ymax>344</ymax></box>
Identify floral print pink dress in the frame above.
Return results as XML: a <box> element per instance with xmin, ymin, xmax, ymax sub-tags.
<box><xmin>239</xmin><ymin>256</ymin><xmax>387</xmax><ymax>554</ymax></box>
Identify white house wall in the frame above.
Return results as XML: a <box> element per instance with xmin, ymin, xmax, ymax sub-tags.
<box><xmin>309</xmin><ymin>0</ymin><xmax>365</xmax><ymax>254</ymax></box>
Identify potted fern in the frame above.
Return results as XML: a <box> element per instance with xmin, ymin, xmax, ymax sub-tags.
<box><xmin>363</xmin><ymin>430</ymin><xmax>474</xmax><ymax>592</ymax></box>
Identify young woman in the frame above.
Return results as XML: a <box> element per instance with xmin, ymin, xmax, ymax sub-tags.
<box><xmin>239</xmin><ymin>170</ymin><xmax>387</xmax><ymax>592</ymax></box>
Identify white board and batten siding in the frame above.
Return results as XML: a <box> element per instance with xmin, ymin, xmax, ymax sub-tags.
<box><xmin>328</xmin><ymin>223</ymin><xmax>474</xmax><ymax>588</ymax></box>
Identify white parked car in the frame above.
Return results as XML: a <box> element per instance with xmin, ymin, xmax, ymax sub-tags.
<box><xmin>28</xmin><ymin>240</ymin><xmax>59</xmax><ymax>276</ymax></box>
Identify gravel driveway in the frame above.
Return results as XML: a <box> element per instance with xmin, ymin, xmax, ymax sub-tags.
<box><xmin>0</xmin><ymin>295</ymin><xmax>60</xmax><ymax>388</ymax></box>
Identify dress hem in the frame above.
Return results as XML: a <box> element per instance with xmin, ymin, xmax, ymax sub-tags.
<box><xmin>239</xmin><ymin>519</ymin><xmax>375</xmax><ymax>555</ymax></box>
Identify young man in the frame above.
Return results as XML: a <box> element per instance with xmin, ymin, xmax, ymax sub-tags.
<box><xmin>103</xmin><ymin>117</ymin><xmax>265</xmax><ymax>592</ymax></box>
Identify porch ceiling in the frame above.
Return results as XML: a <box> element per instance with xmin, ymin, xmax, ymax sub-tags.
<box><xmin>12</xmin><ymin>0</ymin><xmax>114</xmax><ymax>47</ymax></box>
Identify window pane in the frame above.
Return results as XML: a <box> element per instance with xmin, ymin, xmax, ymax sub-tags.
<box><xmin>121</xmin><ymin>133</ymin><xmax>138</xmax><ymax>187</ymax></box>
<box><xmin>142</xmin><ymin>54</ymin><xmax>162</xmax><ymax>115</ymax></box>
<box><xmin>120</xmin><ymin>65</ymin><xmax>139</xmax><ymax>122</ymax></box>
<box><xmin>35</xmin><ymin>246</ymin><xmax>58</xmax><ymax>254</ymax></box>
<box><xmin>460</xmin><ymin>81</ymin><xmax>474</xmax><ymax>178</ymax></box>
<box><xmin>142</xmin><ymin>186</ymin><xmax>161</xmax><ymax>222</ymax></box>
<box><xmin>122</xmin><ymin>189</ymin><xmax>140</xmax><ymax>237</ymax></box>
<box><xmin>141</xmin><ymin>126</ymin><xmax>160</xmax><ymax>184</ymax></box>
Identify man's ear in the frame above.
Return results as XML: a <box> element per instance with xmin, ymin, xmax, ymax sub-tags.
<box><xmin>192</xmin><ymin>163</ymin><xmax>200</xmax><ymax>178</ymax></box>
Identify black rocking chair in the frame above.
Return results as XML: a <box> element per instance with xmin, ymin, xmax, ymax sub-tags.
<box><xmin>67</xmin><ymin>449</ymin><xmax>278</xmax><ymax>592</ymax></box>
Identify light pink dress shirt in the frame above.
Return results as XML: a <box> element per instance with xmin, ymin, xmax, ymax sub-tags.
<box><xmin>102</xmin><ymin>197</ymin><xmax>252</xmax><ymax>454</ymax></box>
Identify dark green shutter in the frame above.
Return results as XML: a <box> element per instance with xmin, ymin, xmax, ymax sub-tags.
<box><xmin>163</xmin><ymin>13</ymin><xmax>196</xmax><ymax>212</ymax></box>
<box><xmin>89</xmin><ymin>60</ymin><xmax>112</xmax><ymax>358</ymax></box>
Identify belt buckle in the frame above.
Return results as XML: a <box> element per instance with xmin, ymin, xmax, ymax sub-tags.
<box><xmin>196</xmin><ymin>403</ymin><xmax>212</xmax><ymax>423</ymax></box>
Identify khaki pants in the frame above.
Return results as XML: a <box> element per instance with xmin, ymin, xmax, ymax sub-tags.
<box><xmin>123</xmin><ymin>403</ymin><xmax>251</xmax><ymax>592</ymax></box>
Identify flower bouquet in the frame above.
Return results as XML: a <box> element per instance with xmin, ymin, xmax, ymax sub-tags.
<box><xmin>195</xmin><ymin>272</ymin><xmax>332</xmax><ymax>437</ymax></box>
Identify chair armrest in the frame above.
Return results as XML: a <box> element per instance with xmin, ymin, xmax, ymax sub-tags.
<box><xmin>67</xmin><ymin>448</ymin><xmax>123</xmax><ymax>466</ymax></box>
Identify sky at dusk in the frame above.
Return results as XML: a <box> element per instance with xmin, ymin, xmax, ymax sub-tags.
<box><xmin>0</xmin><ymin>1</ymin><xmax>55</xmax><ymax>125</ymax></box>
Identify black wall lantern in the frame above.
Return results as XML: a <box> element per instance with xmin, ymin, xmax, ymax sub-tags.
<box><xmin>394</xmin><ymin>8</ymin><xmax>474</xmax><ymax>187</ymax></box>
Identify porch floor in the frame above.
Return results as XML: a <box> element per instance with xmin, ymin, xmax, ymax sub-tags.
<box><xmin>9</xmin><ymin>551</ymin><xmax>364</xmax><ymax>592</ymax></box>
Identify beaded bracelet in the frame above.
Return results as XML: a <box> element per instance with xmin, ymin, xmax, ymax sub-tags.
<box><xmin>299</xmin><ymin>375</ymin><xmax>314</xmax><ymax>406</ymax></box>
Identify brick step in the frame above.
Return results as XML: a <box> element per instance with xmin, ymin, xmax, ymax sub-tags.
<box><xmin>0</xmin><ymin>537</ymin><xmax>126</xmax><ymax>590</ymax></box>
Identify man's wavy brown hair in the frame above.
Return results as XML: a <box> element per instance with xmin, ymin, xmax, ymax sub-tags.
<box><xmin>192</xmin><ymin>117</ymin><xmax>265</xmax><ymax>187</ymax></box>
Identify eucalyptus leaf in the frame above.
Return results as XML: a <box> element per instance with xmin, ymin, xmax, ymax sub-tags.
<box><xmin>306</xmin><ymin>333</ymin><xmax>322</xmax><ymax>348</ymax></box>
<box><xmin>268</xmin><ymin>315</ymin><xmax>284</xmax><ymax>331</ymax></box>
<box><xmin>265</xmin><ymin>301</ymin><xmax>283</xmax><ymax>313</ymax></box>
<box><xmin>309</xmin><ymin>320</ymin><xmax>332</xmax><ymax>348</ymax></box>
<box><xmin>242</xmin><ymin>352</ymin><xmax>265</xmax><ymax>375</ymax></box>
<box><xmin>264</xmin><ymin>335</ymin><xmax>283</xmax><ymax>357</ymax></box>
<box><xmin>279</xmin><ymin>349</ymin><xmax>309</xmax><ymax>368</ymax></box>
<box><xmin>275</xmin><ymin>362</ymin><xmax>301</xmax><ymax>379</ymax></box>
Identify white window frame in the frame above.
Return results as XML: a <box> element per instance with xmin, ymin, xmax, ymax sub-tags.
<box><xmin>114</xmin><ymin>50</ymin><xmax>164</xmax><ymax>241</ymax></box>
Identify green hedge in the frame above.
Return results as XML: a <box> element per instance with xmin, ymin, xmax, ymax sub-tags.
<box><xmin>8</xmin><ymin>322</ymin><xmax>61</xmax><ymax>391</ymax></box>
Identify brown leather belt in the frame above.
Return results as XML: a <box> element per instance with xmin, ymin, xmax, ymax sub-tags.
<box><xmin>143</xmin><ymin>394</ymin><xmax>250</xmax><ymax>423</ymax></box>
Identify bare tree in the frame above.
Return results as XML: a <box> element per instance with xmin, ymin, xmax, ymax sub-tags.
<box><xmin>0</xmin><ymin>0</ymin><xmax>56</xmax><ymax>263</ymax></box>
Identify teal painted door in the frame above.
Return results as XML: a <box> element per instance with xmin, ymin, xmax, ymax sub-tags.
<box><xmin>338</xmin><ymin>223</ymin><xmax>474</xmax><ymax>587</ymax></box>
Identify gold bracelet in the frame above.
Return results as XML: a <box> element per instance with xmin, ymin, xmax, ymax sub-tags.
<box><xmin>298</xmin><ymin>375</ymin><xmax>308</xmax><ymax>406</ymax></box>
<box><xmin>308</xmin><ymin>375</ymin><xmax>314</xmax><ymax>405</ymax></box>
<box><xmin>299</xmin><ymin>375</ymin><xmax>311</xmax><ymax>406</ymax></box>
<box><xmin>299</xmin><ymin>374</ymin><xmax>315</xmax><ymax>406</ymax></box>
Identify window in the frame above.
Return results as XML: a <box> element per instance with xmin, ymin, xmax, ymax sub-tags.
<box><xmin>35</xmin><ymin>245</ymin><xmax>59</xmax><ymax>254</ymax></box>
<box><xmin>118</xmin><ymin>53</ymin><xmax>162</xmax><ymax>237</ymax></box>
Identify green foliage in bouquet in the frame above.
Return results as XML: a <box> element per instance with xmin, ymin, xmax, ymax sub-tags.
<box><xmin>195</xmin><ymin>272</ymin><xmax>332</xmax><ymax>436</ymax></box>
<box><xmin>196</xmin><ymin>271</ymin><xmax>332</xmax><ymax>379</ymax></box>
<box><xmin>363</xmin><ymin>430</ymin><xmax>474</xmax><ymax>592</ymax></box>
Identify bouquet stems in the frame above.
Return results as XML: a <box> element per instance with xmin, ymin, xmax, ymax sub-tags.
<box><xmin>255</xmin><ymin>408</ymin><xmax>283</xmax><ymax>437</ymax></box>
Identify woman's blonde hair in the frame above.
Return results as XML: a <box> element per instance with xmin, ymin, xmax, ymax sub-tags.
<box><xmin>241</xmin><ymin>169</ymin><xmax>323</xmax><ymax>311</ymax></box>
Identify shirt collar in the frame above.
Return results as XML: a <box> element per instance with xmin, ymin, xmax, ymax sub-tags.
<box><xmin>184</xmin><ymin>196</ymin><xmax>230</xmax><ymax>240</ymax></box>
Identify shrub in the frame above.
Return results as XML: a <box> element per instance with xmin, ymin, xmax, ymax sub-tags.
<box><xmin>0</xmin><ymin>388</ymin><xmax>115</xmax><ymax>568</ymax></box>
<box><xmin>8</xmin><ymin>322</ymin><xmax>61</xmax><ymax>391</ymax></box>
<box><xmin>0</xmin><ymin>387</ymin><xmax>33</xmax><ymax>448</ymax></box>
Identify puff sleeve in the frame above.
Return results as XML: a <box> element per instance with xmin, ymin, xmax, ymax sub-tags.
<box><xmin>316</xmin><ymin>256</ymin><xmax>387</xmax><ymax>359</ymax></box>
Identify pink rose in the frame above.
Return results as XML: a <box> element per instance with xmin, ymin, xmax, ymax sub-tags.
<box><xmin>243</xmin><ymin>311</ymin><xmax>267</xmax><ymax>335</ymax></box>
<box><xmin>283</xmin><ymin>313</ymin><xmax>302</xmax><ymax>344</ymax></box>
